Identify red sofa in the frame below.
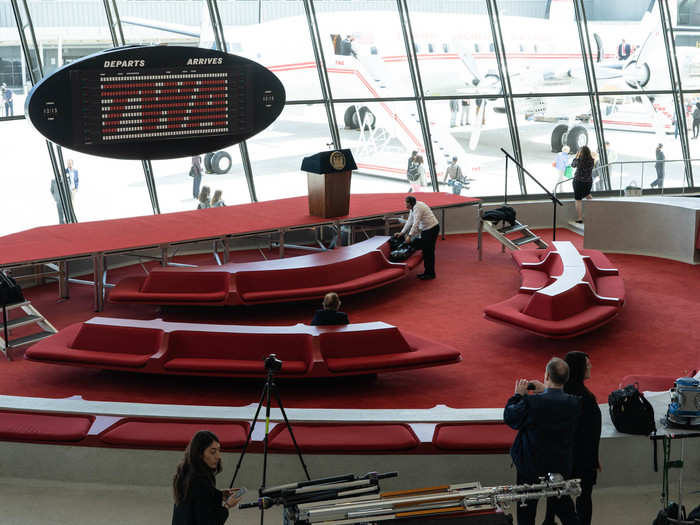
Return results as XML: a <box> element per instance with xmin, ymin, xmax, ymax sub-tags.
<box><xmin>484</xmin><ymin>241</ymin><xmax>625</xmax><ymax>338</ymax></box>
<box><xmin>109</xmin><ymin>236</ymin><xmax>417</xmax><ymax>306</ymax></box>
<box><xmin>26</xmin><ymin>317</ymin><xmax>461</xmax><ymax>378</ymax></box>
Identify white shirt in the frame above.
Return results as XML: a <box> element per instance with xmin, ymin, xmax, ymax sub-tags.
<box><xmin>400</xmin><ymin>201</ymin><xmax>439</xmax><ymax>239</ymax></box>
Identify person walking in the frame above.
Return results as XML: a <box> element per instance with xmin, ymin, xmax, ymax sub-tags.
<box><xmin>50</xmin><ymin>178</ymin><xmax>66</xmax><ymax>224</ymax></box>
<box><xmin>408</xmin><ymin>154</ymin><xmax>427</xmax><ymax>193</ymax></box>
<box><xmin>449</xmin><ymin>99</ymin><xmax>459</xmax><ymax>127</ymax></box>
<box><xmin>191</xmin><ymin>156</ymin><xmax>203</xmax><ymax>199</ymax></box>
<box><xmin>692</xmin><ymin>103</ymin><xmax>700</xmax><ymax>139</ymax></box>
<box><xmin>571</xmin><ymin>146</ymin><xmax>594</xmax><ymax>224</ymax></box>
<box><xmin>651</xmin><ymin>143</ymin><xmax>665</xmax><ymax>189</ymax></box>
<box><xmin>554</xmin><ymin>145</ymin><xmax>571</xmax><ymax>186</ymax></box>
<box><xmin>1</xmin><ymin>84</ymin><xmax>13</xmax><ymax>117</ymax></box>
<box><xmin>65</xmin><ymin>159</ymin><xmax>79</xmax><ymax>199</ymax></box>
<box><xmin>542</xmin><ymin>352</ymin><xmax>601</xmax><ymax>525</ymax></box>
<box><xmin>460</xmin><ymin>99</ymin><xmax>471</xmax><ymax>126</ymax></box>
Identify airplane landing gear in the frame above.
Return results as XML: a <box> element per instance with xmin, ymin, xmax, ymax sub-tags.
<box><xmin>204</xmin><ymin>151</ymin><xmax>233</xmax><ymax>174</ymax></box>
<box><xmin>344</xmin><ymin>105</ymin><xmax>376</xmax><ymax>130</ymax></box>
<box><xmin>550</xmin><ymin>124</ymin><xmax>588</xmax><ymax>154</ymax></box>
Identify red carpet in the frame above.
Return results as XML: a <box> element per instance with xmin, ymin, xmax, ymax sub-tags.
<box><xmin>1</xmin><ymin>229</ymin><xmax>698</xmax><ymax>410</ymax></box>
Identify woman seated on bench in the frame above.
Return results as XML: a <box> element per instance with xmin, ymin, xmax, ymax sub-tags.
<box><xmin>311</xmin><ymin>292</ymin><xmax>349</xmax><ymax>326</ymax></box>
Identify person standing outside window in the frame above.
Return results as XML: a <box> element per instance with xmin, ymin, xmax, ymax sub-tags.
<box><xmin>651</xmin><ymin>143</ymin><xmax>665</xmax><ymax>189</ymax></box>
<box><xmin>191</xmin><ymin>155</ymin><xmax>203</xmax><ymax>199</ymax></box>
<box><xmin>394</xmin><ymin>195</ymin><xmax>439</xmax><ymax>280</ymax></box>
<box><xmin>65</xmin><ymin>159</ymin><xmax>79</xmax><ymax>198</ymax></box>
<box><xmin>554</xmin><ymin>145</ymin><xmax>571</xmax><ymax>186</ymax></box>
<box><xmin>1</xmin><ymin>84</ymin><xmax>13</xmax><ymax>116</ymax></box>
<box><xmin>617</xmin><ymin>39</ymin><xmax>630</xmax><ymax>60</ymax></box>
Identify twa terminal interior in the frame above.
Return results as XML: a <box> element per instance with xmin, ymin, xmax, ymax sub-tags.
<box><xmin>0</xmin><ymin>1</ymin><xmax>699</xmax><ymax>524</ymax></box>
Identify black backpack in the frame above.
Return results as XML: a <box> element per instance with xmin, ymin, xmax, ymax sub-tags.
<box><xmin>388</xmin><ymin>237</ymin><xmax>416</xmax><ymax>262</ymax></box>
<box><xmin>608</xmin><ymin>384</ymin><xmax>656</xmax><ymax>435</ymax></box>
<box><xmin>0</xmin><ymin>271</ymin><xmax>24</xmax><ymax>307</ymax></box>
<box><xmin>407</xmin><ymin>162</ymin><xmax>421</xmax><ymax>182</ymax></box>
<box><xmin>482</xmin><ymin>206</ymin><xmax>516</xmax><ymax>227</ymax></box>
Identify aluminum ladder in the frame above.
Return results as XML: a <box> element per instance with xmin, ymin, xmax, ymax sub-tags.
<box><xmin>1</xmin><ymin>301</ymin><xmax>57</xmax><ymax>360</ymax></box>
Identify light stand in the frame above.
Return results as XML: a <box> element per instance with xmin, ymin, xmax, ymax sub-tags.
<box><xmin>229</xmin><ymin>354</ymin><xmax>311</xmax><ymax>525</ymax></box>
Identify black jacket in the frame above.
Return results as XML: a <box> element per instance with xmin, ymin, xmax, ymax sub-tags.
<box><xmin>572</xmin><ymin>156</ymin><xmax>594</xmax><ymax>183</ymax></box>
<box><xmin>504</xmin><ymin>388</ymin><xmax>581</xmax><ymax>480</ymax></box>
<box><xmin>172</xmin><ymin>474</ymin><xmax>228</xmax><ymax>525</ymax></box>
<box><xmin>566</xmin><ymin>386</ymin><xmax>601</xmax><ymax>473</ymax></box>
<box><xmin>310</xmin><ymin>309</ymin><xmax>349</xmax><ymax>326</ymax></box>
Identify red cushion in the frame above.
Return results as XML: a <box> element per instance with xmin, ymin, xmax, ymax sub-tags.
<box><xmin>141</xmin><ymin>270</ymin><xmax>229</xmax><ymax>294</ymax></box>
<box><xmin>163</xmin><ymin>358</ymin><xmax>308</xmax><ymax>374</ymax></box>
<box><xmin>99</xmin><ymin>419</ymin><xmax>249</xmax><ymax>448</ymax></box>
<box><xmin>484</xmin><ymin>293</ymin><xmax>620</xmax><ymax>337</ymax></box>
<box><xmin>324</xmin><ymin>348</ymin><xmax>458</xmax><ymax>372</ymax></box>
<box><xmin>433</xmin><ymin>423</ymin><xmax>516</xmax><ymax>451</ymax></box>
<box><xmin>594</xmin><ymin>275</ymin><xmax>625</xmax><ymax>303</ymax></box>
<box><xmin>165</xmin><ymin>331</ymin><xmax>313</xmax><ymax>366</ymax></box>
<box><xmin>72</xmin><ymin>323</ymin><xmax>163</xmax><ymax>356</ymax></box>
<box><xmin>23</xmin><ymin>345</ymin><xmax>152</xmax><ymax>367</ymax></box>
<box><xmin>620</xmin><ymin>375</ymin><xmax>676</xmax><ymax>392</ymax></box>
<box><xmin>580</xmin><ymin>249</ymin><xmax>616</xmax><ymax>271</ymax></box>
<box><xmin>523</xmin><ymin>284</ymin><xmax>598</xmax><ymax>321</ymax></box>
<box><xmin>108</xmin><ymin>276</ymin><xmax>146</xmax><ymax>302</ymax></box>
<box><xmin>519</xmin><ymin>268</ymin><xmax>552</xmax><ymax>291</ymax></box>
<box><xmin>240</xmin><ymin>267</ymin><xmax>404</xmax><ymax>302</ymax></box>
<box><xmin>320</xmin><ymin>327</ymin><xmax>411</xmax><ymax>359</ymax></box>
<box><xmin>267</xmin><ymin>424</ymin><xmax>419</xmax><ymax>452</ymax></box>
<box><xmin>0</xmin><ymin>411</ymin><xmax>93</xmax><ymax>442</ymax></box>
<box><xmin>236</xmin><ymin>251</ymin><xmax>392</xmax><ymax>294</ymax></box>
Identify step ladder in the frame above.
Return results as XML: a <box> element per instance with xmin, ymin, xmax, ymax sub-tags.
<box><xmin>1</xmin><ymin>301</ymin><xmax>57</xmax><ymax>360</ymax></box>
<box><xmin>478</xmin><ymin>219</ymin><xmax>548</xmax><ymax>260</ymax></box>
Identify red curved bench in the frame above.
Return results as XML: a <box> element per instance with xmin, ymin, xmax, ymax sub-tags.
<box><xmin>109</xmin><ymin>236</ymin><xmax>419</xmax><ymax>306</ymax></box>
<box><xmin>268</xmin><ymin>423</ymin><xmax>420</xmax><ymax>452</ymax></box>
<box><xmin>484</xmin><ymin>241</ymin><xmax>625</xmax><ymax>338</ymax></box>
<box><xmin>26</xmin><ymin>317</ymin><xmax>461</xmax><ymax>378</ymax></box>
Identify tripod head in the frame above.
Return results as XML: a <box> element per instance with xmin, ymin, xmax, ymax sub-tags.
<box><xmin>264</xmin><ymin>354</ymin><xmax>282</xmax><ymax>373</ymax></box>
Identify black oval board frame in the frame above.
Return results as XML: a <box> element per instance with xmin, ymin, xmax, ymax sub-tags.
<box><xmin>25</xmin><ymin>45</ymin><xmax>286</xmax><ymax>160</ymax></box>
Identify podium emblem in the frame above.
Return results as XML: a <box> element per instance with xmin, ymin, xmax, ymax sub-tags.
<box><xmin>329</xmin><ymin>150</ymin><xmax>347</xmax><ymax>171</ymax></box>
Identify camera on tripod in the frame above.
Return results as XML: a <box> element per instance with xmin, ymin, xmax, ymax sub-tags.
<box><xmin>264</xmin><ymin>354</ymin><xmax>282</xmax><ymax>372</ymax></box>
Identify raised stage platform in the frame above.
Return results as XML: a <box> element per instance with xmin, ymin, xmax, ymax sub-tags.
<box><xmin>0</xmin><ymin>193</ymin><xmax>480</xmax><ymax>310</ymax></box>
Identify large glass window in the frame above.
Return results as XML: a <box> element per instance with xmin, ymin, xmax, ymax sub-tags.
<box><xmin>313</xmin><ymin>2</ymin><xmax>414</xmax><ymax>99</ymax></box>
<box><xmin>497</xmin><ymin>0</ymin><xmax>589</xmax><ymax>95</ymax></box>
<box><xmin>406</xmin><ymin>2</ymin><xmax>503</xmax><ymax>98</ymax></box>
<box><xmin>246</xmin><ymin>103</ymin><xmax>333</xmax><ymax>201</ymax></box>
<box><xmin>216</xmin><ymin>0</ymin><xmax>322</xmax><ymax>102</ymax></box>
<box><xmin>0</xmin><ymin>119</ymin><xmax>60</xmax><ymax>236</ymax></box>
<box><xmin>0</xmin><ymin>6</ymin><xmax>28</xmax><ymax>118</ymax></box>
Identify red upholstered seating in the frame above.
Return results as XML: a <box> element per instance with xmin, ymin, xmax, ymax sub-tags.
<box><xmin>377</xmin><ymin>242</ymin><xmax>424</xmax><ymax>270</ymax></box>
<box><xmin>27</xmin><ymin>318</ymin><xmax>461</xmax><ymax>377</ymax></box>
<box><xmin>236</xmin><ymin>251</ymin><xmax>404</xmax><ymax>303</ymax></box>
<box><xmin>109</xmin><ymin>236</ymin><xmax>412</xmax><ymax>306</ymax></box>
<box><xmin>0</xmin><ymin>411</ymin><xmax>93</xmax><ymax>442</ymax></box>
<box><xmin>432</xmin><ymin>423</ymin><xmax>516</xmax><ymax>452</ymax></box>
<box><xmin>267</xmin><ymin>423</ymin><xmax>420</xmax><ymax>452</ymax></box>
<box><xmin>99</xmin><ymin>419</ymin><xmax>250</xmax><ymax>448</ymax></box>
<box><xmin>26</xmin><ymin>322</ymin><xmax>162</xmax><ymax>368</ymax></box>
<box><xmin>319</xmin><ymin>327</ymin><xmax>461</xmax><ymax>372</ymax></box>
<box><xmin>163</xmin><ymin>330</ymin><xmax>313</xmax><ymax>375</ymax></box>
<box><xmin>511</xmin><ymin>247</ymin><xmax>552</xmax><ymax>267</ymax></box>
<box><xmin>484</xmin><ymin>242</ymin><xmax>624</xmax><ymax>338</ymax></box>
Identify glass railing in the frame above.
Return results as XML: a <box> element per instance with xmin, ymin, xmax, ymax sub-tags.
<box><xmin>589</xmin><ymin>159</ymin><xmax>697</xmax><ymax>196</ymax></box>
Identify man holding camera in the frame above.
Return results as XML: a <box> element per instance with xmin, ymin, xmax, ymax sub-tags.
<box><xmin>504</xmin><ymin>358</ymin><xmax>582</xmax><ymax>525</ymax></box>
<box><xmin>394</xmin><ymin>195</ymin><xmax>439</xmax><ymax>280</ymax></box>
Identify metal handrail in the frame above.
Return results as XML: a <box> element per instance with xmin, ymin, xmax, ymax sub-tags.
<box><xmin>500</xmin><ymin>148</ymin><xmax>564</xmax><ymax>240</ymax></box>
<box><xmin>592</xmin><ymin>158</ymin><xmax>700</xmax><ymax>195</ymax></box>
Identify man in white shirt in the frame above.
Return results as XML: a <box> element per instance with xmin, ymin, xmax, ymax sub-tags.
<box><xmin>394</xmin><ymin>195</ymin><xmax>440</xmax><ymax>280</ymax></box>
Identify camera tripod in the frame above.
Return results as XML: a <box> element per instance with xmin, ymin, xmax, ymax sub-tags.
<box><xmin>229</xmin><ymin>354</ymin><xmax>311</xmax><ymax>525</ymax></box>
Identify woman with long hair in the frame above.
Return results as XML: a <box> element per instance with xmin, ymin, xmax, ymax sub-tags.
<box><xmin>542</xmin><ymin>351</ymin><xmax>601</xmax><ymax>525</ymax></box>
<box><xmin>571</xmin><ymin>146</ymin><xmax>594</xmax><ymax>223</ymax></box>
<box><xmin>172</xmin><ymin>430</ymin><xmax>240</xmax><ymax>525</ymax></box>
<box><xmin>197</xmin><ymin>186</ymin><xmax>211</xmax><ymax>210</ymax></box>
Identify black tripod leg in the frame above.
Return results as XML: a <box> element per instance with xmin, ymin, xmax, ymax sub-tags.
<box><xmin>2</xmin><ymin>305</ymin><xmax>8</xmax><ymax>352</ymax></box>
<box><xmin>259</xmin><ymin>372</ymin><xmax>275</xmax><ymax>525</ymax></box>
<box><xmin>272</xmin><ymin>385</ymin><xmax>311</xmax><ymax>481</ymax></box>
<box><xmin>229</xmin><ymin>382</ymin><xmax>268</xmax><ymax>488</ymax></box>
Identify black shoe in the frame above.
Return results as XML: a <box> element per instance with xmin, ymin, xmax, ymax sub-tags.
<box><xmin>416</xmin><ymin>273</ymin><xmax>425</xmax><ymax>278</ymax></box>
<box><xmin>575</xmin><ymin>219</ymin><xmax>583</xmax><ymax>224</ymax></box>
<box><xmin>418</xmin><ymin>274</ymin><xmax>435</xmax><ymax>280</ymax></box>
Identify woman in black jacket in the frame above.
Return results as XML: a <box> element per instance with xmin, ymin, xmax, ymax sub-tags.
<box><xmin>571</xmin><ymin>146</ymin><xmax>594</xmax><ymax>224</ymax></box>
<box><xmin>172</xmin><ymin>430</ymin><xmax>241</xmax><ymax>525</ymax></box>
<box><xmin>542</xmin><ymin>351</ymin><xmax>601</xmax><ymax>525</ymax></box>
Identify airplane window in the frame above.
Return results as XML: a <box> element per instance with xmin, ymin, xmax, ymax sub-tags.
<box><xmin>428</xmin><ymin>43</ymin><xmax>434</xmax><ymax>53</ymax></box>
<box><xmin>489</xmin><ymin>43</ymin><xmax>494</xmax><ymax>52</ymax></box>
<box><xmin>414</xmin><ymin>42</ymin><xmax>421</xmax><ymax>53</ymax></box>
<box><xmin>370</xmin><ymin>46</ymin><xmax>378</xmax><ymax>55</ymax></box>
<box><xmin>443</xmin><ymin>43</ymin><xmax>449</xmax><ymax>53</ymax></box>
<box><xmin>474</xmin><ymin>43</ymin><xmax>479</xmax><ymax>53</ymax></box>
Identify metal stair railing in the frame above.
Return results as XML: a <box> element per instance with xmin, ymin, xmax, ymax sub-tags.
<box><xmin>500</xmin><ymin>148</ymin><xmax>565</xmax><ymax>240</ymax></box>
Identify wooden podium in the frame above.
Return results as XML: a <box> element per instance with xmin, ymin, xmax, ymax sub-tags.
<box><xmin>301</xmin><ymin>149</ymin><xmax>357</xmax><ymax>218</ymax></box>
